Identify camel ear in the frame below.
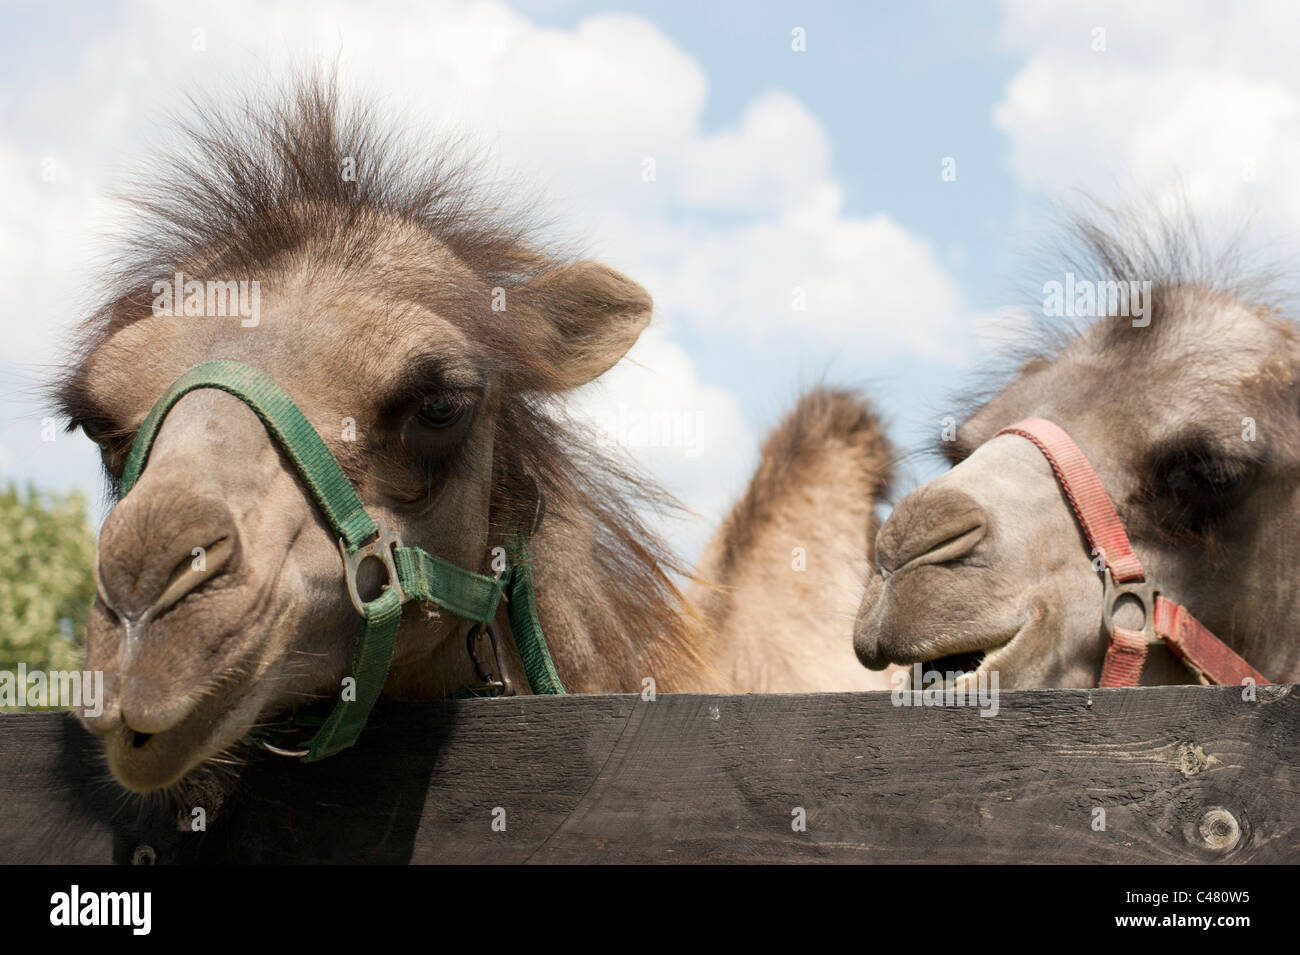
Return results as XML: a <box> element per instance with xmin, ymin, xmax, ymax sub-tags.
<box><xmin>516</xmin><ymin>261</ymin><xmax>652</xmax><ymax>391</ymax></box>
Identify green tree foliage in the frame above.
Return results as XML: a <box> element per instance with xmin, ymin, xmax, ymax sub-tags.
<box><xmin>0</xmin><ymin>482</ymin><xmax>96</xmax><ymax>678</ymax></box>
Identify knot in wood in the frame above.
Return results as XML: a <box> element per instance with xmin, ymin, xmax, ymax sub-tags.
<box><xmin>1198</xmin><ymin>807</ymin><xmax>1241</xmax><ymax>852</ymax></box>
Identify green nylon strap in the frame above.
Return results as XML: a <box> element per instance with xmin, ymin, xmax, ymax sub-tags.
<box><xmin>298</xmin><ymin>541</ymin><xmax>560</xmax><ymax>760</ymax></box>
<box><xmin>297</xmin><ymin>539</ymin><xmax>560</xmax><ymax>760</ymax></box>
<box><xmin>505</xmin><ymin>537</ymin><xmax>565</xmax><ymax>695</ymax></box>
<box><xmin>393</xmin><ymin>546</ymin><xmax>502</xmax><ymax>624</ymax></box>
<box><xmin>120</xmin><ymin>360</ymin><xmax>377</xmax><ymax>550</ymax></box>
<box><xmin>300</xmin><ymin>587</ymin><xmax>404</xmax><ymax>760</ymax></box>
<box><xmin>119</xmin><ymin>359</ymin><xmax>564</xmax><ymax>763</ymax></box>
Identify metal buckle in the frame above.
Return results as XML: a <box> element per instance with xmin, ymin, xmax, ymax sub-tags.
<box><xmin>249</xmin><ymin>723</ymin><xmax>310</xmax><ymax>758</ymax></box>
<box><xmin>339</xmin><ymin>522</ymin><xmax>406</xmax><ymax>616</ymax></box>
<box><xmin>463</xmin><ymin>622</ymin><xmax>510</xmax><ymax>696</ymax></box>
<box><xmin>259</xmin><ymin>740</ymin><xmax>310</xmax><ymax>758</ymax></box>
<box><xmin>1102</xmin><ymin>572</ymin><xmax>1161</xmax><ymax>646</ymax></box>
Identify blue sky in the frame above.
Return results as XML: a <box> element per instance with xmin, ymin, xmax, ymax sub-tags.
<box><xmin>2</xmin><ymin>0</ymin><xmax>1294</xmax><ymax>560</ymax></box>
<box><xmin>518</xmin><ymin>0</ymin><xmax>1026</xmax><ymax>472</ymax></box>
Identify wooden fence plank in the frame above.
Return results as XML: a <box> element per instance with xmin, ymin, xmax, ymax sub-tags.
<box><xmin>0</xmin><ymin>685</ymin><xmax>1295</xmax><ymax>863</ymax></box>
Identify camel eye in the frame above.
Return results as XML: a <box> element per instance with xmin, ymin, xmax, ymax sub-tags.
<box><xmin>416</xmin><ymin>392</ymin><xmax>467</xmax><ymax>428</ymax></box>
<box><xmin>78</xmin><ymin>419</ymin><xmax>109</xmax><ymax>446</ymax></box>
<box><xmin>1164</xmin><ymin>455</ymin><xmax>1248</xmax><ymax>494</ymax></box>
<box><xmin>1148</xmin><ymin>446</ymin><xmax>1254</xmax><ymax>538</ymax></box>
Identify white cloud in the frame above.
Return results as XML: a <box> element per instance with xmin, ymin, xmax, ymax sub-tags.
<box><xmin>677</xmin><ymin>90</ymin><xmax>832</xmax><ymax>213</ymax></box>
<box><xmin>568</xmin><ymin>326</ymin><xmax>756</xmax><ymax>558</ymax></box>
<box><xmin>654</xmin><ymin>194</ymin><xmax>965</xmax><ymax>359</ymax></box>
<box><xmin>995</xmin><ymin>0</ymin><xmax>1300</xmax><ymax>231</ymax></box>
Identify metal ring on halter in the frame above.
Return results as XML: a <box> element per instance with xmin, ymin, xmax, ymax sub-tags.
<box><xmin>464</xmin><ymin>622</ymin><xmax>509</xmax><ymax>696</ymax></box>
<box><xmin>1102</xmin><ymin>572</ymin><xmax>1161</xmax><ymax>646</ymax></box>
<box><xmin>339</xmin><ymin>521</ymin><xmax>406</xmax><ymax>617</ymax></box>
<box><xmin>259</xmin><ymin>739</ymin><xmax>310</xmax><ymax>758</ymax></box>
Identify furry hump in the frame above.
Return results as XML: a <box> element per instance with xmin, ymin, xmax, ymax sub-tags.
<box><xmin>690</xmin><ymin>388</ymin><xmax>897</xmax><ymax>692</ymax></box>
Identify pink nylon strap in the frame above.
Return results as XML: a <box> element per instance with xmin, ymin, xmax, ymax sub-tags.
<box><xmin>996</xmin><ymin>419</ymin><xmax>1146</xmax><ymax>583</ymax></box>
<box><xmin>1154</xmin><ymin>597</ymin><xmax>1268</xmax><ymax>686</ymax></box>
<box><xmin>1100</xmin><ymin>627</ymin><xmax>1149</xmax><ymax>687</ymax></box>
<box><xmin>995</xmin><ymin>418</ymin><xmax>1269</xmax><ymax>687</ymax></box>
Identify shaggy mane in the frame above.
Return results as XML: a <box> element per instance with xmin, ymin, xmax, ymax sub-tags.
<box><xmin>932</xmin><ymin>198</ymin><xmax>1300</xmax><ymax>462</ymax></box>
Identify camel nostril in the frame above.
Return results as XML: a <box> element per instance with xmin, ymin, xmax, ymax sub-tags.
<box><xmin>877</xmin><ymin>487</ymin><xmax>987</xmax><ymax>574</ymax></box>
<box><xmin>150</xmin><ymin>534</ymin><xmax>237</xmax><ymax>618</ymax></box>
<box><xmin>131</xmin><ymin>731</ymin><xmax>153</xmax><ymax>749</ymax></box>
<box><xmin>97</xmin><ymin>486</ymin><xmax>241</xmax><ymax>621</ymax></box>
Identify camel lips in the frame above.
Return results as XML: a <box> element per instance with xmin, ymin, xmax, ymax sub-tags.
<box><xmin>924</xmin><ymin>650</ymin><xmax>986</xmax><ymax>676</ymax></box>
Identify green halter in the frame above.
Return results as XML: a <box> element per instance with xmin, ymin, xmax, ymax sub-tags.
<box><xmin>118</xmin><ymin>359</ymin><xmax>564</xmax><ymax>762</ymax></box>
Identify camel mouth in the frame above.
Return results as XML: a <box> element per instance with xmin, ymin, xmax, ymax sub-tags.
<box><xmin>911</xmin><ymin>624</ymin><xmax>1027</xmax><ymax>687</ymax></box>
<box><xmin>103</xmin><ymin>726</ymin><xmax>209</xmax><ymax>792</ymax></box>
<box><xmin>93</xmin><ymin>681</ymin><xmax>262</xmax><ymax>792</ymax></box>
<box><xmin>105</xmin><ymin>716</ymin><xmax>249</xmax><ymax>792</ymax></box>
<box><xmin>914</xmin><ymin>648</ymin><xmax>996</xmax><ymax>689</ymax></box>
<box><xmin>922</xmin><ymin>649</ymin><xmax>988</xmax><ymax>680</ymax></box>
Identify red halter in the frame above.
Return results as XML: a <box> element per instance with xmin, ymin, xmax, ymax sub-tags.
<box><xmin>995</xmin><ymin>418</ymin><xmax>1269</xmax><ymax>688</ymax></box>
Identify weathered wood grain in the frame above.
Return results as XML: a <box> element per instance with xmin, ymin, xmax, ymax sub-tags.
<box><xmin>0</xmin><ymin>685</ymin><xmax>1296</xmax><ymax>863</ymax></box>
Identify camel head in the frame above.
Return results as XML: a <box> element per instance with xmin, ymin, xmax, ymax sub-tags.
<box><xmin>56</xmin><ymin>80</ymin><xmax>652</xmax><ymax>792</ymax></box>
<box><xmin>855</xmin><ymin>219</ymin><xmax>1300</xmax><ymax>687</ymax></box>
